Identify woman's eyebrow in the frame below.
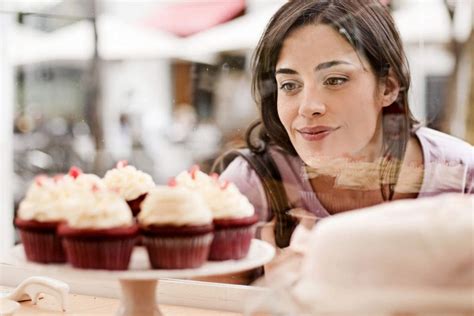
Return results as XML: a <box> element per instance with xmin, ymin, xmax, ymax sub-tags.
<box><xmin>315</xmin><ymin>60</ymin><xmax>353</xmax><ymax>71</ymax></box>
<box><xmin>275</xmin><ymin>68</ymin><xmax>298</xmax><ymax>75</ymax></box>
<box><xmin>275</xmin><ymin>60</ymin><xmax>354</xmax><ymax>76</ymax></box>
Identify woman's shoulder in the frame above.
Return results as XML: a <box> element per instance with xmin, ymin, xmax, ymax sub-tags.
<box><xmin>415</xmin><ymin>127</ymin><xmax>473</xmax><ymax>194</ymax></box>
<box><xmin>416</xmin><ymin>126</ymin><xmax>472</xmax><ymax>146</ymax></box>
<box><xmin>218</xmin><ymin>153</ymin><xmax>270</xmax><ymax>220</ymax></box>
<box><xmin>415</xmin><ymin>127</ymin><xmax>473</xmax><ymax>165</ymax></box>
<box><xmin>267</xmin><ymin>145</ymin><xmax>303</xmax><ymax>167</ymax></box>
<box><xmin>220</xmin><ymin>145</ymin><xmax>300</xmax><ymax>172</ymax></box>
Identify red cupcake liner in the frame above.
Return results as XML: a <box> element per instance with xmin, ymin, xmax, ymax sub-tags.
<box><xmin>142</xmin><ymin>233</ymin><xmax>213</xmax><ymax>269</ymax></box>
<box><xmin>14</xmin><ymin>218</ymin><xmax>66</xmax><ymax>263</ymax></box>
<box><xmin>209</xmin><ymin>215</ymin><xmax>258</xmax><ymax>261</ymax></box>
<box><xmin>126</xmin><ymin>193</ymin><xmax>147</xmax><ymax>217</ymax></box>
<box><xmin>62</xmin><ymin>238</ymin><xmax>136</xmax><ymax>270</ymax></box>
<box><xmin>141</xmin><ymin>224</ymin><xmax>213</xmax><ymax>269</ymax></box>
<box><xmin>58</xmin><ymin>224</ymin><xmax>138</xmax><ymax>270</ymax></box>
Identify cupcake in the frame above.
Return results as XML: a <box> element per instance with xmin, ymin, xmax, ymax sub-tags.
<box><xmin>15</xmin><ymin>175</ymin><xmax>69</xmax><ymax>263</ymax></box>
<box><xmin>61</xmin><ymin>166</ymin><xmax>107</xmax><ymax>193</ymax></box>
<box><xmin>174</xmin><ymin>166</ymin><xmax>258</xmax><ymax>260</ymax></box>
<box><xmin>138</xmin><ymin>186</ymin><xmax>213</xmax><ymax>269</ymax></box>
<box><xmin>58</xmin><ymin>186</ymin><xmax>138</xmax><ymax>270</ymax></box>
<box><xmin>103</xmin><ymin>160</ymin><xmax>155</xmax><ymax>216</ymax></box>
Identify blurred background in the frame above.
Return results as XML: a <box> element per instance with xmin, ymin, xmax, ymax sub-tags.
<box><xmin>0</xmin><ymin>0</ymin><xmax>473</xmax><ymax>215</ymax></box>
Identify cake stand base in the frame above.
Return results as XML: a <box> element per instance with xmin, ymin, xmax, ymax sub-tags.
<box><xmin>9</xmin><ymin>240</ymin><xmax>275</xmax><ymax>315</ymax></box>
<box><xmin>118</xmin><ymin>279</ymin><xmax>161</xmax><ymax>316</ymax></box>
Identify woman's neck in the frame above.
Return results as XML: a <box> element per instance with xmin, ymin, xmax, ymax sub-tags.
<box><xmin>309</xmin><ymin>175</ymin><xmax>385</xmax><ymax>214</ymax></box>
<box><xmin>308</xmin><ymin>135</ymin><xmax>424</xmax><ymax>215</ymax></box>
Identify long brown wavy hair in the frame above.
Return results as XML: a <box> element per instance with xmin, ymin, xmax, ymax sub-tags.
<box><xmin>249</xmin><ymin>0</ymin><xmax>419</xmax><ymax>200</ymax></box>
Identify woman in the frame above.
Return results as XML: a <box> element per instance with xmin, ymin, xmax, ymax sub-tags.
<box><xmin>219</xmin><ymin>0</ymin><xmax>473</xmax><ymax>248</ymax></box>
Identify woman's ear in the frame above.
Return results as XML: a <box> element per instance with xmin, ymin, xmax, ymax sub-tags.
<box><xmin>379</xmin><ymin>69</ymin><xmax>400</xmax><ymax>108</ymax></box>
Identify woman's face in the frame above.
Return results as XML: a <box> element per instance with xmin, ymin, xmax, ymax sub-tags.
<box><xmin>276</xmin><ymin>24</ymin><xmax>390</xmax><ymax>166</ymax></box>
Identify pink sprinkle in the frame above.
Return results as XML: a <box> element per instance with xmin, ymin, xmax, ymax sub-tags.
<box><xmin>220</xmin><ymin>180</ymin><xmax>230</xmax><ymax>190</ymax></box>
<box><xmin>68</xmin><ymin>166</ymin><xmax>82</xmax><ymax>179</ymax></box>
<box><xmin>189</xmin><ymin>165</ymin><xmax>200</xmax><ymax>180</ymax></box>
<box><xmin>34</xmin><ymin>175</ymin><xmax>47</xmax><ymax>186</ymax></box>
<box><xmin>91</xmin><ymin>184</ymin><xmax>100</xmax><ymax>192</ymax></box>
<box><xmin>168</xmin><ymin>178</ymin><xmax>177</xmax><ymax>187</ymax></box>
<box><xmin>53</xmin><ymin>174</ymin><xmax>64</xmax><ymax>182</ymax></box>
<box><xmin>210</xmin><ymin>173</ymin><xmax>219</xmax><ymax>181</ymax></box>
<box><xmin>116</xmin><ymin>160</ymin><xmax>128</xmax><ymax>168</ymax></box>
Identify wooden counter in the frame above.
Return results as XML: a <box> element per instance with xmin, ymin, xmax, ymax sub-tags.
<box><xmin>0</xmin><ymin>261</ymin><xmax>273</xmax><ymax>315</ymax></box>
<box><xmin>2</xmin><ymin>286</ymin><xmax>246</xmax><ymax>315</ymax></box>
<box><xmin>0</xmin><ymin>242</ymin><xmax>275</xmax><ymax>314</ymax></box>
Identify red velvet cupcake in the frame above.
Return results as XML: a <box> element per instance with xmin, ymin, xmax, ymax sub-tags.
<box><xmin>15</xmin><ymin>175</ymin><xmax>68</xmax><ymax>263</ymax></box>
<box><xmin>15</xmin><ymin>218</ymin><xmax>66</xmax><ymax>263</ymax></box>
<box><xmin>174</xmin><ymin>167</ymin><xmax>258</xmax><ymax>261</ymax></box>
<box><xmin>103</xmin><ymin>160</ymin><xmax>155</xmax><ymax>217</ymax></box>
<box><xmin>59</xmin><ymin>224</ymin><xmax>138</xmax><ymax>270</ymax></box>
<box><xmin>140</xmin><ymin>224</ymin><xmax>213</xmax><ymax>269</ymax></box>
<box><xmin>57</xmin><ymin>187</ymin><xmax>137</xmax><ymax>270</ymax></box>
<box><xmin>209</xmin><ymin>214</ymin><xmax>258</xmax><ymax>261</ymax></box>
<box><xmin>138</xmin><ymin>186</ymin><xmax>214</xmax><ymax>269</ymax></box>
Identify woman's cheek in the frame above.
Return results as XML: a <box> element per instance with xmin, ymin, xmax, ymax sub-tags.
<box><xmin>344</xmin><ymin>114</ymin><xmax>378</xmax><ymax>154</ymax></box>
<box><xmin>277</xmin><ymin>104</ymin><xmax>294</xmax><ymax>133</ymax></box>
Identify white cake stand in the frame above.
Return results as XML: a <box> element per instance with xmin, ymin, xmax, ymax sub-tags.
<box><xmin>10</xmin><ymin>239</ymin><xmax>275</xmax><ymax>316</ymax></box>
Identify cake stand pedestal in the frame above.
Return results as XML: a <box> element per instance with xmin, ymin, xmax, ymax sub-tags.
<box><xmin>118</xmin><ymin>279</ymin><xmax>160</xmax><ymax>316</ymax></box>
<box><xmin>11</xmin><ymin>239</ymin><xmax>275</xmax><ymax>316</ymax></box>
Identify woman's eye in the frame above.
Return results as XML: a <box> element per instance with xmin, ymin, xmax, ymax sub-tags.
<box><xmin>279</xmin><ymin>82</ymin><xmax>298</xmax><ymax>91</ymax></box>
<box><xmin>324</xmin><ymin>77</ymin><xmax>348</xmax><ymax>86</ymax></box>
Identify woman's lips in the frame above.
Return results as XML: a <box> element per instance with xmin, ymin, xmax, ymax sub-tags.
<box><xmin>297</xmin><ymin>126</ymin><xmax>339</xmax><ymax>141</ymax></box>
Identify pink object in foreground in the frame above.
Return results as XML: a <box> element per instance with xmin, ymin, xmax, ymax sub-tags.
<box><xmin>143</xmin><ymin>0</ymin><xmax>245</xmax><ymax>37</ymax></box>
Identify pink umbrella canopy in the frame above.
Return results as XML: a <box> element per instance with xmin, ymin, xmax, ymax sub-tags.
<box><xmin>143</xmin><ymin>0</ymin><xmax>245</xmax><ymax>37</ymax></box>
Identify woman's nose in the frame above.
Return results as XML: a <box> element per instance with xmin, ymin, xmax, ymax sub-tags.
<box><xmin>298</xmin><ymin>88</ymin><xmax>326</xmax><ymax>117</ymax></box>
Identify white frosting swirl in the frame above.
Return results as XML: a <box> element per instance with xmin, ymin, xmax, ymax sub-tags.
<box><xmin>18</xmin><ymin>177</ymin><xmax>73</xmax><ymax>222</ymax></box>
<box><xmin>175</xmin><ymin>169</ymin><xmax>214</xmax><ymax>189</ymax></box>
<box><xmin>138</xmin><ymin>186</ymin><xmax>212</xmax><ymax>226</ymax></box>
<box><xmin>205</xmin><ymin>182</ymin><xmax>255</xmax><ymax>219</ymax></box>
<box><xmin>58</xmin><ymin>173</ymin><xmax>106</xmax><ymax>198</ymax></box>
<box><xmin>66</xmin><ymin>189</ymin><xmax>133</xmax><ymax>229</ymax></box>
<box><xmin>103</xmin><ymin>165</ymin><xmax>155</xmax><ymax>201</ymax></box>
<box><xmin>175</xmin><ymin>170</ymin><xmax>255</xmax><ymax>219</ymax></box>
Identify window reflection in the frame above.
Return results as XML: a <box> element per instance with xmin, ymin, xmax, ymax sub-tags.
<box><xmin>6</xmin><ymin>0</ymin><xmax>473</xmax><ymax>287</ymax></box>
